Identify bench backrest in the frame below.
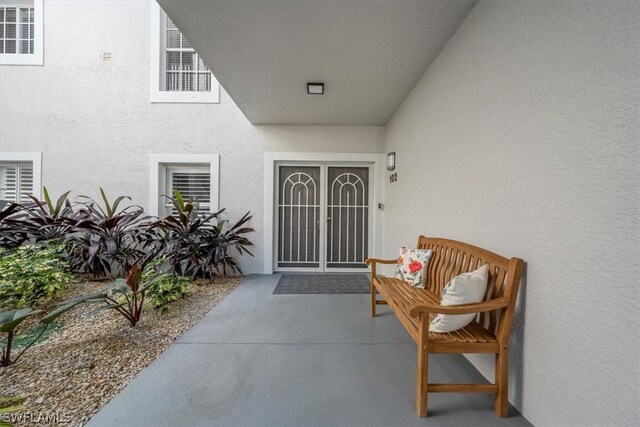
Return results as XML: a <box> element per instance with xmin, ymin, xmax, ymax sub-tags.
<box><xmin>417</xmin><ymin>236</ymin><xmax>524</xmax><ymax>341</ymax></box>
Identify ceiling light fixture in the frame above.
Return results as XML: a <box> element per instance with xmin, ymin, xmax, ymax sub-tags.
<box><xmin>307</xmin><ymin>82</ymin><xmax>324</xmax><ymax>95</ymax></box>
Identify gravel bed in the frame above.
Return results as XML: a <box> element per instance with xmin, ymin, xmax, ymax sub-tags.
<box><xmin>0</xmin><ymin>277</ymin><xmax>242</xmax><ymax>426</ymax></box>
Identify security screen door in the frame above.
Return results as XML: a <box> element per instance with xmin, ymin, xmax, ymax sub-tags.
<box><xmin>276</xmin><ymin>164</ymin><xmax>370</xmax><ymax>271</ymax></box>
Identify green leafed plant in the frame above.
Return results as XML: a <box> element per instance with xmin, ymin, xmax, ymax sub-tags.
<box><xmin>0</xmin><ymin>391</ymin><xmax>25</xmax><ymax>427</ymax></box>
<box><xmin>0</xmin><ymin>306</ymin><xmax>70</xmax><ymax>367</ymax></box>
<box><xmin>142</xmin><ymin>258</ymin><xmax>190</xmax><ymax>314</ymax></box>
<box><xmin>0</xmin><ymin>241</ymin><xmax>73</xmax><ymax>309</ymax></box>
<box><xmin>0</xmin><ymin>308</ymin><xmax>41</xmax><ymax>367</ymax></box>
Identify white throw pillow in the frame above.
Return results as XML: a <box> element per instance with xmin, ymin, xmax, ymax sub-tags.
<box><xmin>430</xmin><ymin>264</ymin><xmax>490</xmax><ymax>333</ymax></box>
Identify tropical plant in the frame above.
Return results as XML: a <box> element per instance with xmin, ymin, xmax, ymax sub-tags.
<box><xmin>150</xmin><ymin>191</ymin><xmax>224</xmax><ymax>278</ymax></box>
<box><xmin>150</xmin><ymin>191</ymin><xmax>254</xmax><ymax>279</ymax></box>
<box><xmin>0</xmin><ymin>391</ymin><xmax>25</xmax><ymax>427</ymax></box>
<box><xmin>0</xmin><ymin>201</ymin><xmax>28</xmax><ymax>249</ymax></box>
<box><xmin>13</xmin><ymin>188</ymin><xmax>78</xmax><ymax>242</ymax></box>
<box><xmin>206</xmin><ymin>212</ymin><xmax>254</xmax><ymax>276</ymax></box>
<box><xmin>66</xmin><ymin>188</ymin><xmax>148</xmax><ymax>279</ymax></box>
<box><xmin>1</xmin><ymin>302</ymin><xmax>80</xmax><ymax>367</ymax></box>
<box><xmin>147</xmin><ymin>275</ymin><xmax>190</xmax><ymax>314</ymax></box>
<box><xmin>0</xmin><ymin>241</ymin><xmax>73</xmax><ymax>309</ymax></box>
<box><xmin>142</xmin><ymin>259</ymin><xmax>190</xmax><ymax>314</ymax></box>
<box><xmin>0</xmin><ymin>308</ymin><xmax>41</xmax><ymax>367</ymax></box>
<box><xmin>50</xmin><ymin>264</ymin><xmax>164</xmax><ymax>327</ymax></box>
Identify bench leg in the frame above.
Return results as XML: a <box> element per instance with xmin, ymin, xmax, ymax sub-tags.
<box><xmin>416</xmin><ymin>313</ymin><xmax>429</xmax><ymax>417</ymax></box>
<box><xmin>494</xmin><ymin>347</ymin><xmax>509</xmax><ymax>417</ymax></box>
<box><xmin>370</xmin><ymin>282</ymin><xmax>377</xmax><ymax>317</ymax></box>
<box><xmin>370</xmin><ymin>265</ymin><xmax>377</xmax><ymax>317</ymax></box>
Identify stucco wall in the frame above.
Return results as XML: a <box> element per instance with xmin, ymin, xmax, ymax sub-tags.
<box><xmin>383</xmin><ymin>1</ymin><xmax>639</xmax><ymax>425</ymax></box>
<box><xmin>0</xmin><ymin>0</ymin><xmax>385</xmax><ymax>274</ymax></box>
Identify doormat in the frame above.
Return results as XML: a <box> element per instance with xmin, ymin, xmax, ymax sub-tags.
<box><xmin>273</xmin><ymin>273</ymin><xmax>370</xmax><ymax>294</ymax></box>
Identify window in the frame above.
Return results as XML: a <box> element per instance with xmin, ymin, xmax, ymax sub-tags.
<box><xmin>149</xmin><ymin>154</ymin><xmax>220</xmax><ymax>218</ymax></box>
<box><xmin>164</xmin><ymin>165</ymin><xmax>211</xmax><ymax>217</ymax></box>
<box><xmin>0</xmin><ymin>152</ymin><xmax>41</xmax><ymax>203</ymax></box>
<box><xmin>150</xmin><ymin>3</ymin><xmax>220</xmax><ymax>103</ymax></box>
<box><xmin>163</xmin><ymin>17</ymin><xmax>212</xmax><ymax>92</ymax></box>
<box><xmin>1</xmin><ymin>4</ymin><xmax>33</xmax><ymax>54</ymax></box>
<box><xmin>0</xmin><ymin>0</ymin><xmax>43</xmax><ymax>65</ymax></box>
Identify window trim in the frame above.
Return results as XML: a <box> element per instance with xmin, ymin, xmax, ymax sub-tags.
<box><xmin>0</xmin><ymin>0</ymin><xmax>44</xmax><ymax>66</ymax></box>
<box><xmin>149</xmin><ymin>154</ymin><xmax>220</xmax><ymax>218</ymax></box>
<box><xmin>149</xmin><ymin>2</ymin><xmax>220</xmax><ymax>104</ymax></box>
<box><xmin>0</xmin><ymin>151</ymin><xmax>42</xmax><ymax>199</ymax></box>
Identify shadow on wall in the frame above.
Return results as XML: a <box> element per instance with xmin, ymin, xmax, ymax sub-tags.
<box><xmin>510</xmin><ymin>262</ymin><xmax>528</xmax><ymax>410</ymax></box>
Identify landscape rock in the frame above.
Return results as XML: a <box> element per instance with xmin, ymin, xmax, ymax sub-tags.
<box><xmin>0</xmin><ymin>277</ymin><xmax>241</xmax><ymax>426</ymax></box>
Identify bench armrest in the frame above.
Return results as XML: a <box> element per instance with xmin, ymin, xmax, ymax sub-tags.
<box><xmin>364</xmin><ymin>258</ymin><xmax>398</xmax><ymax>265</ymax></box>
<box><xmin>409</xmin><ymin>297</ymin><xmax>510</xmax><ymax>317</ymax></box>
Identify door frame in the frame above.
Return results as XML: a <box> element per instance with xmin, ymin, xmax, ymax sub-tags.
<box><xmin>264</xmin><ymin>152</ymin><xmax>385</xmax><ymax>274</ymax></box>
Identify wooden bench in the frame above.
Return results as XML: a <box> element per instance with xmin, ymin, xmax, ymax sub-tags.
<box><xmin>365</xmin><ymin>236</ymin><xmax>524</xmax><ymax>418</ymax></box>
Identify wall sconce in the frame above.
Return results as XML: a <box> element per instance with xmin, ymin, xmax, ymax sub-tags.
<box><xmin>387</xmin><ymin>152</ymin><xmax>396</xmax><ymax>171</ymax></box>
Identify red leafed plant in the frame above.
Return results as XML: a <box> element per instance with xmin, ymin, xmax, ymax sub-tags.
<box><xmin>48</xmin><ymin>264</ymin><xmax>164</xmax><ymax>327</ymax></box>
<box><xmin>126</xmin><ymin>264</ymin><xmax>143</xmax><ymax>293</ymax></box>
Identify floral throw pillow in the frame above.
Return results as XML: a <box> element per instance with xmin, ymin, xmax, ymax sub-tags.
<box><xmin>395</xmin><ymin>247</ymin><xmax>433</xmax><ymax>288</ymax></box>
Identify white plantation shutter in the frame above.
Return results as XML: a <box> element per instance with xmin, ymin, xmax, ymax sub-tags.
<box><xmin>0</xmin><ymin>163</ymin><xmax>17</xmax><ymax>201</ymax></box>
<box><xmin>165</xmin><ymin>165</ymin><xmax>211</xmax><ymax>217</ymax></box>
<box><xmin>19</xmin><ymin>164</ymin><xmax>33</xmax><ymax>203</ymax></box>
<box><xmin>0</xmin><ymin>161</ymin><xmax>33</xmax><ymax>203</ymax></box>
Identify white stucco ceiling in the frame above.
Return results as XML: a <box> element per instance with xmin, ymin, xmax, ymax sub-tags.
<box><xmin>157</xmin><ymin>0</ymin><xmax>477</xmax><ymax>125</ymax></box>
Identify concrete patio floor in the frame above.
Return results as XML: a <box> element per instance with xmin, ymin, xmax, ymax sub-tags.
<box><xmin>88</xmin><ymin>274</ymin><xmax>531</xmax><ymax>426</ymax></box>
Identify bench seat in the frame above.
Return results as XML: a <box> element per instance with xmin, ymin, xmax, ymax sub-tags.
<box><xmin>373</xmin><ymin>276</ymin><xmax>499</xmax><ymax>353</ymax></box>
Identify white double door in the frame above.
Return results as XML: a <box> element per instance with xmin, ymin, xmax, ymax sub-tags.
<box><xmin>276</xmin><ymin>163</ymin><xmax>371</xmax><ymax>272</ymax></box>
